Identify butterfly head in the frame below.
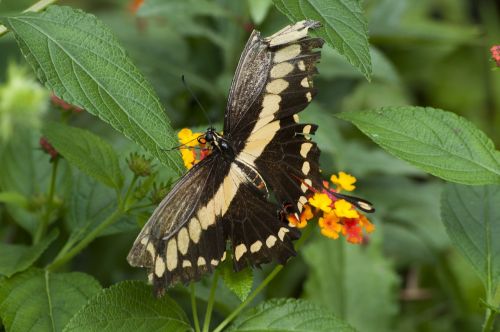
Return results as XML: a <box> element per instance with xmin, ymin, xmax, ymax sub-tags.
<box><xmin>201</xmin><ymin>127</ymin><xmax>231</xmax><ymax>153</ymax></box>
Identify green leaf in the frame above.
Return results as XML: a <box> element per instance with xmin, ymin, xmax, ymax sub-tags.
<box><xmin>303</xmin><ymin>237</ymin><xmax>398</xmax><ymax>332</ymax></box>
<box><xmin>226</xmin><ymin>298</ymin><xmax>355</xmax><ymax>331</ymax></box>
<box><xmin>0</xmin><ymin>191</ymin><xmax>28</xmax><ymax>208</ymax></box>
<box><xmin>441</xmin><ymin>183</ymin><xmax>500</xmax><ymax>296</ymax></box>
<box><xmin>3</xmin><ymin>6</ymin><xmax>184</xmax><ymax>175</ymax></box>
<box><xmin>0</xmin><ymin>229</ymin><xmax>58</xmax><ymax>277</ymax></box>
<box><xmin>138</xmin><ymin>0</ymin><xmax>230</xmax><ymax>17</ymax></box>
<box><xmin>66</xmin><ymin>172</ymin><xmax>135</xmax><ymax>245</ymax></box>
<box><xmin>0</xmin><ymin>268</ymin><xmax>101</xmax><ymax>332</ymax></box>
<box><xmin>273</xmin><ymin>0</ymin><xmax>372</xmax><ymax>79</ymax></box>
<box><xmin>247</xmin><ymin>0</ymin><xmax>274</xmax><ymax>24</ymax></box>
<box><xmin>42</xmin><ymin>122</ymin><xmax>123</xmax><ymax>189</ymax></box>
<box><xmin>63</xmin><ymin>281</ymin><xmax>192</xmax><ymax>332</ymax></box>
<box><xmin>220</xmin><ymin>260</ymin><xmax>253</xmax><ymax>302</ymax></box>
<box><xmin>337</xmin><ymin>106</ymin><xmax>500</xmax><ymax>185</ymax></box>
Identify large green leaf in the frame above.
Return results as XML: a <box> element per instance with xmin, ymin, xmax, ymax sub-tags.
<box><xmin>63</xmin><ymin>281</ymin><xmax>192</xmax><ymax>332</ymax></box>
<box><xmin>0</xmin><ymin>268</ymin><xmax>101</xmax><ymax>332</ymax></box>
<box><xmin>273</xmin><ymin>0</ymin><xmax>372</xmax><ymax>79</ymax></box>
<box><xmin>338</xmin><ymin>106</ymin><xmax>500</xmax><ymax>185</ymax></box>
<box><xmin>3</xmin><ymin>6</ymin><xmax>183</xmax><ymax>175</ymax></box>
<box><xmin>65</xmin><ymin>172</ymin><xmax>136</xmax><ymax>246</ymax></box>
<box><xmin>441</xmin><ymin>183</ymin><xmax>500</xmax><ymax>297</ymax></box>
<box><xmin>43</xmin><ymin>122</ymin><xmax>123</xmax><ymax>189</ymax></box>
<box><xmin>302</xmin><ymin>237</ymin><xmax>398</xmax><ymax>332</ymax></box>
<box><xmin>0</xmin><ymin>229</ymin><xmax>58</xmax><ymax>277</ymax></box>
<box><xmin>226</xmin><ymin>298</ymin><xmax>355</xmax><ymax>331</ymax></box>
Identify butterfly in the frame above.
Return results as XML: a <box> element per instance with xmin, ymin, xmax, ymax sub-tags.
<box><xmin>128</xmin><ymin>20</ymin><xmax>325</xmax><ymax>297</ymax></box>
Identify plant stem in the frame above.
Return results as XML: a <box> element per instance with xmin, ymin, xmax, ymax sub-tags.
<box><xmin>202</xmin><ymin>271</ymin><xmax>220</xmax><ymax>332</ymax></box>
<box><xmin>34</xmin><ymin>158</ymin><xmax>59</xmax><ymax>244</ymax></box>
<box><xmin>213</xmin><ymin>265</ymin><xmax>283</xmax><ymax>332</ymax></box>
<box><xmin>482</xmin><ymin>308</ymin><xmax>497</xmax><ymax>332</ymax></box>
<box><xmin>213</xmin><ymin>225</ymin><xmax>314</xmax><ymax>332</ymax></box>
<box><xmin>47</xmin><ymin>174</ymin><xmax>138</xmax><ymax>270</ymax></box>
<box><xmin>0</xmin><ymin>0</ymin><xmax>58</xmax><ymax>38</ymax></box>
<box><xmin>190</xmin><ymin>283</ymin><xmax>201</xmax><ymax>332</ymax></box>
<box><xmin>47</xmin><ymin>208</ymin><xmax>123</xmax><ymax>270</ymax></box>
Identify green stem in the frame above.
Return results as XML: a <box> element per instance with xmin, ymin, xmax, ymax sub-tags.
<box><xmin>47</xmin><ymin>208</ymin><xmax>123</xmax><ymax>270</ymax></box>
<box><xmin>123</xmin><ymin>175</ymin><xmax>139</xmax><ymax>211</ymax></box>
<box><xmin>34</xmin><ymin>158</ymin><xmax>59</xmax><ymax>244</ymax></box>
<box><xmin>190</xmin><ymin>283</ymin><xmax>201</xmax><ymax>332</ymax></box>
<box><xmin>482</xmin><ymin>308</ymin><xmax>497</xmax><ymax>332</ymax></box>
<box><xmin>47</xmin><ymin>174</ymin><xmax>138</xmax><ymax>270</ymax></box>
<box><xmin>202</xmin><ymin>270</ymin><xmax>220</xmax><ymax>332</ymax></box>
<box><xmin>213</xmin><ymin>224</ymin><xmax>314</xmax><ymax>332</ymax></box>
<box><xmin>213</xmin><ymin>265</ymin><xmax>283</xmax><ymax>332</ymax></box>
<box><xmin>0</xmin><ymin>0</ymin><xmax>58</xmax><ymax>38</ymax></box>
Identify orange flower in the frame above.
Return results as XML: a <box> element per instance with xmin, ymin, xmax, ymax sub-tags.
<box><xmin>319</xmin><ymin>212</ymin><xmax>342</xmax><ymax>239</ymax></box>
<box><xmin>288</xmin><ymin>205</ymin><xmax>314</xmax><ymax>228</ymax></box>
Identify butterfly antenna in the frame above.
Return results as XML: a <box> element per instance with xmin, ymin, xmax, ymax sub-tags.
<box><xmin>162</xmin><ymin>134</ymin><xmax>205</xmax><ymax>152</ymax></box>
<box><xmin>182</xmin><ymin>75</ymin><xmax>213</xmax><ymax>129</ymax></box>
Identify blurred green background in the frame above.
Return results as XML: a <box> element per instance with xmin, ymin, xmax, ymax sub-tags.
<box><xmin>1</xmin><ymin>0</ymin><xmax>499</xmax><ymax>331</ymax></box>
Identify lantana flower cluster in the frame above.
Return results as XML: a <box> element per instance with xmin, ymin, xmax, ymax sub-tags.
<box><xmin>288</xmin><ymin>172</ymin><xmax>375</xmax><ymax>244</ymax></box>
<box><xmin>177</xmin><ymin>128</ymin><xmax>374</xmax><ymax>244</ymax></box>
<box><xmin>178</xmin><ymin>128</ymin><xmax>211</xmax><ymax>169</ymax></box>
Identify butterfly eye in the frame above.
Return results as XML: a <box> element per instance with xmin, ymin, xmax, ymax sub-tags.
<box><xmin>205</xmin><ymin>132</ymin><xmax>214</xmax><ymax>142</ymax></box>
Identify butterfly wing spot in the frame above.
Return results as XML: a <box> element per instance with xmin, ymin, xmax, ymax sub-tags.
<box><xmin>271</xmin><ymin>62</ymin><xmax>294</xmax><ymax>78</ymax></box>
<box><xmin>140</xmin><ymin>237</ymin><xmax>148</xmax><ymax>245</ymax></box>
<box><xmin>177</xmin><ymin>227</ymin><xmax>189</xmax><ymax>255</ymax></box>
<box><xmin>235</xmin><ymin>244</ymin><xmax>248</xmax><ymax>261</ymax></box>
<box><xmin>198</xmin><ymin>202</ymin><xmax>215</xmax><ymax>230</ymax></box>
<box><xmin>197</xmin><ymin>257</ymin><xmax>207</xmax><ymax>266</ymax></box>
<box><xmin>302</xmin><ymin>125</ymin><xmax>312</xmax><ymax>134</ymax></box>
<box><xmin>261</xmin><ymin>94</ymin><xmax>281</xmax><ymax>117</ymax></box>
<box><xmin>278</xmin><ymin>227</ymin><xmax>290</xmax><ymax>241</ymax></box>
<box><xmin>166</xmin><ymin>239</ymin><xmax>178</xmax><ymax>271</ymax></box>
<box><xmin>306</xmin><ymin>92</ymin><xmax>312</xmax><ymax>102</ymax></box>
<box><xmin>155</xmin><ymin>256</ymin><xmax>166</xmax><ymax>277</ymax></box>
<box><xmin>297</xmin><ymin>60</ymin><xmax>306</xmax><ymax>71</ymax></box>
<box><xmin>293</xmin><ymin>114</ymin><xmax>300</xmax><ymax>123</ymax></box>
<box><xmin>300</xmin><ymin>142</ymin><xmax>313</xmax><ymax>158</ymax></box>
<box><xmin>274</xmin><ymin>44</ymin><xmax>301</xmax><ymax>63</ymax></box>
<box><xmin>301</xmin><ymin>77</ymin><xmax>310</xmax><ymax>88</ymax></box>
<box><xmin>250</xmin><ymin>240</ymin><xmax>263</xmax><ymax>253</ymax></box>
<box><xmin>265</xmin><ymin>235</ymin><xmax>278</xmax><ymax>248</ymax></box>
<box><xmin>211</xmin><ymin>259</ymin><xmax>219</xmax><ymax>266</ymax></box>
<box><xmin>300</xmin><ymin>179</ymin><xmax>312</xmax><ymax>193</ymax></box>
<box><xmin>266</xmin><ymin>79</ymin><xmax>289</xmax><ymax>94</ymax></box>
<box><xmin>189</xmin><ymin>217</ymin><xmax>202</xmax><ymax>243</ymax></box>
<box><xmin>146</xmin><ymin>243</ymin><xmax>156</xmax><ymax>260</ymax></box>
<box><xmin>302</xmin><ymin>161</ymin><xmax>311</xmax><ymax>175</ymax></box>
<box><xmin>182</xmin><ymin>260</ymin><xmax>192</xmax><ymax>268</ymax></box>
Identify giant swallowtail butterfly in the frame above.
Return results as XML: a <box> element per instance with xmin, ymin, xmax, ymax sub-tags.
<box><xmin>128</xmin><ymin>20</ymin><xmax>324</xmax><ymax>296</ymax></box>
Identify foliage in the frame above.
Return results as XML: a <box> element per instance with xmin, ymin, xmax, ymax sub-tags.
<box><xmin>0</xmin><ymin>0</ymin><xmax>499</xmax><ymax>332</ymax></box>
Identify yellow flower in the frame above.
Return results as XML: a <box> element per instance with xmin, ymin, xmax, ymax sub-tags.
<box><xmin>180</xmin><ymin>149</ymin><xmax>195</xmax><ymax>169</ymax></box>
<box><xmin>319</xmin><ymin>212</ymin><xmax>342</xmax><ymax>239</ymax></box>
<box><xmin>333</xmin><ymin>199</ymin><xmax>359</xmax><ymax>218</ymax></box>
<box><xmin>308</xmin><ymin>193</ymin><xmax>332</xmax><ymax>213</ymax></box>
<box><xmin>178</xmin><ymin>128</ymin><xmax>202</xmax><ymax>147</ymax></box>
<box><xmin>330</xmin><ymin>171</ymin><xmax>356</xmax><ymax>192</ymax></box>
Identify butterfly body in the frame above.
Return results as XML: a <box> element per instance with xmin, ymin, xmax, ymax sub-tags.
<box><xmin>128</xmin><ymin>20</ymin><xmax>324</xmax><ymax>296</ymax></box>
